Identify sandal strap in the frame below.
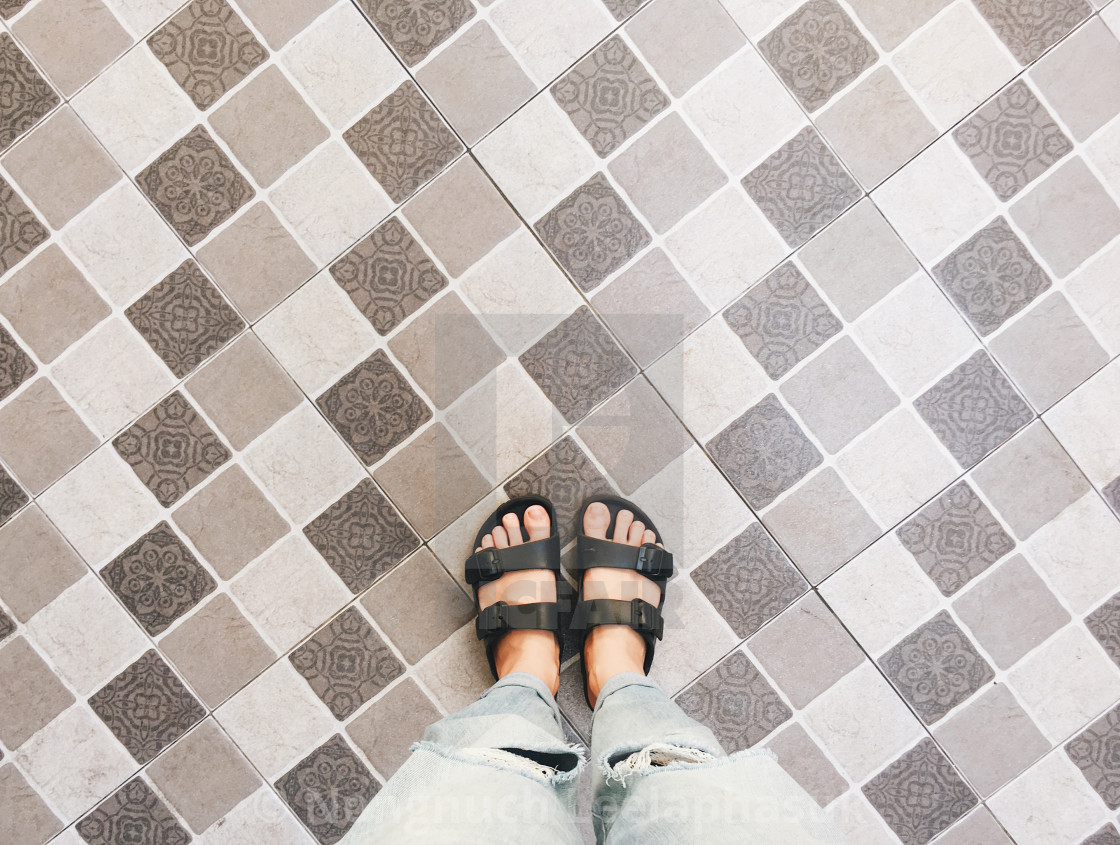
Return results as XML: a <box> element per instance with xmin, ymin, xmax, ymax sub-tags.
<box><xmin>465</xmin><ymin>535</ymin><xmax>562</xmax><ymax>587</ymax></box>
<box><xmin>570</xmin><ymin>598</ymin><xmax>664</xmax><ymax>640</ymax></box>
<box><xmin>575</xmin><ymin>536</ymin><xmax>673</xmax><ymax>579</ymax></box>
<box><xmin>476</xmin><ymin>601</ymin><xmax>559</xmax><ymax>639</ymax></box>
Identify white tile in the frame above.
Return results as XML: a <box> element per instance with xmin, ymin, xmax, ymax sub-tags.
<box><xmin>1008</xmin><ymin>624</ymin><xmax>1120</xmax><ymax>742</ymax></box>
<box><xmin>854</xmin><ymin>273</ymin><xmax>979</xmax><ymax>397</ymax></box>
<box><xmin>684</xmin><ymin>50</ymin><xmax>805</xmax><ymax>175</ymax></box>
<box><xmin>837</xmin><ymin>407</ymin><xmax>958</xmax><ymax>527</ymax></box>
<box><xmin>1066</xmin><ymin>240</ymin><xmax>1120</xmax><ymax>356</ymax></box>
<box><xmin>51</xmin><ymin>318</ymin><xmax>176</xmax><ymax>439</ymax></box>
<box><xmin>825</xmin><ymin>791</ymin><xmax>898</xmax><ymax>845</ymax></box>
<box><xmin>254</xmin><ymin>271</ymin><xmax>379</xmax><ymax>395</ymax></box>
<box><xmin>491</xmin><ymin>0</ymin><xmax>614</xmax><ymax>84</ymax></box>
<box><xmin>1046</xmin><ymin>359</ymin><xmax>1120</xmax><ymax>486</ymax></box>
<box><xmin>646</xmin><ymin>577</ymin><xmax>739</xmax><ymax>696</ymax></box>
<box><xmin>102</xmin><ymin>0</ymin><xmax>182</xmax><ymax>36</ymax></box>
<box><xmin>230</xmin><ymin>534</ymin><xmax>351</xmax><ymax>652</ymax></box>
<box><xmin>38</xmin><ymin>446</ymin><xmax>164</xmax><ymax>566</ymax></box>
<box><xmin>872</xmin><ymin>137</ymin><xmax>999</xmax><ymax>264</ymax></box>
<box><xmin>1105</xmin><ymin>1</ymin><xmax>1120</xmax><ymax>39</ymax></box>
<box><xmin>819</xmin><ymin>535</ymin><xmax>942</xmax><ymax>655</ymax></box>
<box><xmin>473</xmin><ymin>94</ymin><xmax>599</xmax><ymax>221</ymax></box>
<box><xmin>988</xmin><ymin>751</ymin><xmax>1110</xmax><ymax>845</ymax></box>
<box><xmin>16</xmin><ymin>706</ymin><xmax>136</xmax><ymax>822</ymax></box>
<box><xmin>1087</xmin><ymin>113</ymin><xmax>1120</xmax><ymax>199</ymax></box>
<box><xmin>718</xmin><ymin>0</ymin><xmax>803</xmax><ymax>39</ymax></box>
<box><xmin>70</xmin><ymin>47</ymin><xmax>196</xmax><ymax>172</ymax></box>
<box><xmin>215</xmin><ymin>661</ymin><xmax>336</xmax><ymax>779</ymax></box>
<box><xmin>458</xmin><ymin>229</ymin><xmax>583</xmax><ymax>355</ymax></box>
<box><xmin>1026</xmin><ymin>493</ymin><xmax>1120</xmax><ymax>614</ymax></box>
<box><xmin>803</xmin><ymin>662</ymin><xmax>925</xmax><ymax>782</ymax></box>
<box><xmin>892</xmin><ymin>1</ymin><xmax>1017</xmax><ymax>131</ymax></box>
<box><xmin>25</xmin><ymin>576</ymin><xmax>149</xmax><ymax>696</ymax></box>
<box><xmin>199</xmin><ymin>787</ymin><xmax>316</xmax><ymax>845</ymax></box>
<box><xmin>416</xmin><ymin>620</ymin><xmax>494</xmax><ymax>713</ymax></box>
<box><xmin>243</xmin><ymin>403</ymin><xmax>366</xmax><ymax>524</ymax></box>
<box><xmin>281</xmin><ymin>3</ymin><xmax>407</xmax><ymax>130</ymax></box>
<box><xmin>665</xmin><ymin>187</ymin><xmax>787</xmax><ymax>310</ymax></box>
<box><xmin>60</xmin><ymin>181</ymin><xmax>190</xmax><ymax>306</ymax></box>
<box><xmin>270</xmin><ymin>141</ymin><xmax>394</xmax><ymax>265</ymax></box>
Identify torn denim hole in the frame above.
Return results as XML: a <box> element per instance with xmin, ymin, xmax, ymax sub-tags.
<box><xmin>606</xmin><ymin>742</ymin><xmax>718</xmax><ymax>786</ymax></box>
<box><xmin>457</xmin><ymin>746</ymin><xmax>584</xmax><ymax>783</ymax></box>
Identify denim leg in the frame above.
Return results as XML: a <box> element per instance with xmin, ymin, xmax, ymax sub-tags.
<box><xmin>589</xmin><ymin>673</ymin><xmax>846</xmax><ymax>845</ymax></box>
<box><xmin>341</xmin><ymin>673</ymin><xmax>585</xmax><ymax>845</ymax></box>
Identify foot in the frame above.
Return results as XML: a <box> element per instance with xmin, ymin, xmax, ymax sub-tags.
<box><xmin>581</xmin><ymin>503</ymin><xmax>663</xmax><ymax>708</ymax></box>
<box><xmin>475</xmin><ymin>506</ymin><xmax>560</xmax><ymax>695</ymax></box>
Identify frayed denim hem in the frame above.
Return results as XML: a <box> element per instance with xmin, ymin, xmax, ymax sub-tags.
<box><xmin>410</xmin><ymin>740</ymin><xmax>588</xmax><ymax>787</ymax></box>
<box><xmin>598</xmin><ymin>742</ymin><xmax>778</xmax><ymax>785</ymax></box>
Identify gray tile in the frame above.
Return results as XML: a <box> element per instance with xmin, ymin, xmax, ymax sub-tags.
<box><xmin>879</xmin><ymin>611</ymin><xmax>995</xmax><ymax>725</ymax></box>
<box><xmin>347</xmin><ymin>677</ymin><xmax>442</xmax><ymax>776</ymax></box>
<box><xmin>934</xmin><ymin>808</ymin><xmax>1015</xmax><ymax>845</ymax></box>
<box><xmin>0</xmin><ymin>764</ymin><xmax>62</xmax><ymax>844</ymax></box>
<box><xmin>723</xmin><ymin>263</ymin><xmax>842</xmax><ymax>380</ymax></box>
<box><xmin>897</xmin><ymin>481</ymin><xmax>1015</xmax><ymax>597</ymax></box>
<box><xmin>1102</xmin><ymin>476</ymin><xmax>1120</xmax><ymax>518</ymax></box>
<box><xmin>0</xmin><ymin>467</ymin><xmax>23</xmax><ymax>529</ymax></box>
<box><xmin>706</xmin><ymin>394</ymin><xmax>823</xmax><ymax>510</ymax></box>
<box><xmin>0</xmin><ymin>505</ymin><xmax>86</xmax><ymax>622</ymax></box>
<box><xmin>1087</xmin><ymin>591</ymin><xmax>1120</xmax><ymax>668</ymax></box>
<box><xmin>675</xmin><ymin>650</ymin><xmax>792</xmax><ymax>752</ymax></box>
<box><xmin>914</xmin><ymin>350</ymin><xmax>1034</xmax><ymax>469</ymax></box>
<box><xmin>692</xmin><ymin>523</ymin><xmax>809</xmax><ymax>639</ymax></box>
<box><xmin>535</xmin><ymin>173</ymin><xmax>652</xmax><ymax>292</ymax></box>
<box><xmin>0</xmin><ymin>636</ymin><xmax>74</xmax><ymax>749</ymax></box>
<box><xmin>0</xmin><ymin>176</ymin><xmax>47</xmax><ymax>275</ymax></box>
<box><xmin>0</xmin><ymin>33</ymin><xmax>58</xmax><ymax>153</ymax></box>
<box><xmin>276</xmin><ymin>734</ymin><xmax>378</xmax><ymax>845</ymax></box>
<box><xmin>764</xmin><ymin>723</ymin><xmax>848</xmax><ymax>807</ymax></box>
<box><xmin>357</xmin><ymin>0</ymin><xmax>475</xmax><ymax>66</ymax></box>
<box><xmin>600</xmin><ymin>0</ymin><xmax>645</xmax><ymax>21</ymax></box>
<box><xmin>1030</xmin><ymin>18</ymin><xmax>1120</xmax><ymax>142</ymax></box>
<box><xmin>0</xmin><ymin>323</ymin><xmax>35</xmax><ymax>403</ymax></box>
<box><xmin>954</xmin><ymin>80</ymin><xmax>1072</xmax><ymax>201</ymax></box>
<box><xmin>550</xmin><ymin>35</ymin><xmax>669</xmax><ymax>158</ymax></box>
<box><xmin>1066</xmin><ymin>702</ymin><xmax>1120</xmax><ymax>810</ymax></box>
<box><xmin>1082</xmin><ymin>825</ymin><xmax>1120</xmax><ymax>845</ymax></box>
<box><xmin>932</xmin><ymin>217</ymin><xmax>1052</xmax><ymax>337</ymax></box>
<box><xmin>77</xmin><ymin>778</ymin><xmax>191</xmax><ymax>845</ymax></box>
<box><xmin>844</xmin><ymin>0</ymin><xmax>952</xmax><ymax>51</ymax></box>
<box><xmin>759</xmin><ymin>0</ymin><xmax>877</xmax><ymax>111</ymax></box>
<box><xmin>862</xmin><ymin>738</ymin><xmax>977</xmax><ymax>845</ymax></box>
<box><xmin>972</xmin><ymin>0</ymin><xmax>1092</xmax><ymax>64</ymax></box>
<box><xmin>781</xmin><ymin>336</ymin><xmax>899</xmax><ymax>453</ymax></box>
<box><xmin>0</xmin><ymin>606</ymin><xmax>12</xmax><ymax>642</ymax></box>
<box><xmin>519</xmin><ymin>306</ymin><xmax>637</xmax><ymax>424</ymax></box>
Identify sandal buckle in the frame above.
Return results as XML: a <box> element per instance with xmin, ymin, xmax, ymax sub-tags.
<box><xmin>630</xmin><ymin>598</ymin><xmax>650</xmax><ymax>630</ymax></box>
<box><xmin>471</xmin><ymin>548</ymin><xmax>503</xmax><ymax>583</ymax></box>
<box><xmin>635</xmin><ymin>545</ymin><xmax>664</xmax><ymax>577</ymax></box>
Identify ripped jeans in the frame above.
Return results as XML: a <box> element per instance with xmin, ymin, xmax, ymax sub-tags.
<box><xmin>341</xmin><ymin>672</ymin><xmax>845</xmax><ymax>844</ymax></box>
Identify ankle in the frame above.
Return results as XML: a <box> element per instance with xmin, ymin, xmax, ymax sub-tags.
<box><xmin>496</xmin><ymin>629</ymin><xmax>560</xmax><ymax>695</ymax></box>
<box><xmin>585</xmin><ymin>625</ymin><xmax>646</xmax><ymax>706</ymax></box>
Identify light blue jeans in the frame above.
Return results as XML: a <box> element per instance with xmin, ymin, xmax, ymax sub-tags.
<box><xmin>343</xmin><ymin>672</ymin><xmax>844</xmax><ymax>844</ymax></box>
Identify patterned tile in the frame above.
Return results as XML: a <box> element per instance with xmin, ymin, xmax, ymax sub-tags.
<box><xmin>290</xmin><ymin>607</ymin><xmax>405</xmax><ymax>720</ymax></box>
<box><xmin>0</xmin><ymin>605</ymin><xmax>13</xmax><ymax>641</ymax></box>
<box><xmin>742</xmin><ymin>126</ymin><xmax>862</xmax><ymax>249</ymax></box>
<box><xmin>723</xmin><ymin>263</ymin><xmax>842</xmax><ymax>380</ymax></box>
<box><xmin>329</xmin><ymin>217</ymin><xmax>448</xmax><ymax>336</ymax></box>
<box><xmin>76</xmin><ymin>778</ymin><xmax>191</xmax><ymax>845</ymax></box>
<box><xmin>1083</xmin><ymin>825</ymin><xmax>1120</xmax><ymax>845</ymax></box>
<box><xmin>148</xmin><ymin>0</ymin><xmax>269</xmax><ymax>110</ymax></box>
<box><xmin>0</xmin><ymin>1</ymin><xmax>29</xmax><ymax>21</ymax></box>
<box><xmin>954</xmin><ymin>81</ymin><xmax>1072</xmax><ymax>201</ymax></box>
<box><xmin>0</xmin><ymin>34</ymin><xmax>59</xmax><ymax>151</ymax></box>
<box><xmin>316</xmin><ymin>350</ymin><xmax>432</xmax><ymax>466</ymax></box>
<box><xmin>1066</xmin><ymin>703</ymin><xmax>1120</xmax><ymax>810</ymax></box>
<box><xmin>277</xmin><ymin>734</ymin><xmax>379</xmax><ymax>845</ymax></box>
<box><xmin>535</xmin><ymin>173</ymin><xmax>652</xmax><ymax>292</ymax></box>
<box><xmin>0</xmin><ymin>464</ymin><xmax>27</xmax><ymax>527</ymax></box>
<box><xmin>0</xmin><ymin>176</ymin><xmax>48</xmax><ymax>274</ymax></box>
<box><xmin>518</xmin><ymin>305</ymin><xmax>637</xmax><ymax>424</ymax></box>
<box><xmin>0</xmin><ymin>324</ymin><xmax>36</xmax><ymax>403</ymax></box>
<box><xmin>357</xmin><ymin>0</ymin><xmax>475</xmax><ymax>66</ymax></box>
<box><xmin>600</xmin><ymin>0</ymin><xmax>645</xmax><ymax>21</ymax></box>
<box><xmin>972</xmin><ymin>0</ymin><xmax>1092</xmax><ymax>64</ymax></box>
<box><xmin>914</xmin><ymin>350</ymin><xmax>1034</xmax><ymax>468</ymax></box>
<box><xmin>758</xmin><ymin>0</ymin><xmax>877</xmax><ymax>112</ymax></box>
<box><xmin>879</xmin><ymin>611</ymin><xmax>995</xmax><ymax>724</ymax></box>
<box><xmin>1088</xmin><ymin>592</ymin><xmax>1120</xmax><ymax>668</ymax></box>
<box><xmin>304</xmin><ymin>479</ymin><xmax>419</xmax><ymax>594</ymax></box>
<box><xmin>343</xmin><ymin>80</ymin><xmax>463</xmax><ymax>204</ymax></box>
<box><xmin>691</xmin><ymin>523</ymin><xmax>809</xmax><ymax>638</ymax></box>
<box><xmin>113</xmin><ymin>392</ymin><xmax>232</xmax><ymax>507</ymax></box>
<box><xmin>862</xmin><ymin>738</ymin><xmax>977</xmax><ymax>845</ymax></box>
<box><xmin>1104</xmin><ymin>477</ymin><xmax>1120</xmax><ymax>517</ymax></box>
<box><xmin>932</xmin><ymin>217</ymin><xmax>1052</xmax><ymax>336</ymax></box>
<box><xmin>706</xmin><ymin>394</ymin><xmax>823</xmax><ymax>509</ymax></box>
<box><xmin>896</xmin><ymin>482</ymin><xmax>1015</xmax><ymax>596</ymax></box>
<box><xmin>89</xmin><ymin>650</ymin><xmax>206</xmax><ymax>764</ymax></box>
<box><xmin>126</xmin><ymin>260</ymin><xmax>245</xmax><ymax>378</ymax></box>
<box><xmin>101</xmin><ymin>522</ymin><xmax>217</xmax><ymax>635</ymax></box>
<box><xmin>550</xmin><ymin>36</ymin><xmax>669</xmax><ymax>158</ymax></box>
<box><xmin>504</xmin><ymin>436</ymin><xmax>613</xmax><ymax>547</ymax></box>
<box><xmin>675</xmin><ymin>651</ymin><xmax>792</xmax><ymax>752</ymax></box>
<box><xmin>138</xmin><ymin>126</ymin><xmax>255</xmax><ymax>247</ymax></box>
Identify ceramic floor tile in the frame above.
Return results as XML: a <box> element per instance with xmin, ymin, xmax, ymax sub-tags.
<box><xmin>1087</xmin><ymin>592</ymin><xmax>1120</xmax><ymax>668</ymax></box>
<box><xmin>0</xmin><ymin>635</ymin><xmax>75</xmax><ymax>749</ymax></box>
<box><xmin>844</xmin><ymin>0</ymin><xmax>953</xmax><ymax>51</ymax></box>
<box><xmin>0</xmin><ymin>175</ymin><xmax>48</xmax><ymax>275</ymax></box>
<box><xmin>346</xmin><ymin>677</ymin><xmax>442</xmax><ymax>776</ymax></box>
<box><xmin>276</xmin><ymin>734</ymin><xmax>378</xmax><ymax>845</ymax></box>
<box><xmin>763</xmin><ymin>722</ymin><xmax>848</xmax><ymax>808</ymax></box>
<box><xmin>1067</xmin><ymin>703</ymin><xmax>1120</xmax><ymax>810</ymax></box>
<box><xmin>235</xmin><ymin>0</ymin><xmax>333</xmax><ymax>51</ymax></box>
<box><xmin>489</xmin><ymin>0</ymin><xmax>614</xmax><ymax>85</ymax></box>
<box><xmin>0</xmin><ymin>33</ymin><xmax>59</xmax><ymax>153</ymax></box>
<box><xmin>1031</xmin><ymin>17</ymin><xmax>1120</xmax><ymax>143</ymax></box>
<box><xmin>973</xmin><ymin>0</ymin><xmax>1092</xmax><ymax>65</ymax></box>
<box><xmin>76</xmin><ymin>778</ymin><xmax>191</xmax><ymax>845</ymax></box>
<box><xmin>357</xmin><ymin>0</ymin><xmax>475</xmax><ymax>67</ymax></box>
<box><xmin>0</xmin><ymin>765</ymin><xmax>62</xmax><ymax>844</ymax></box>
<box><xmin>0</xmin><ymin>505</ymin><xmax>85</xmax><ymax>623</ymax></box>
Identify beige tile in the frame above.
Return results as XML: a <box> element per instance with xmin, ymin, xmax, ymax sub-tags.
<box><xmin>415</xmin><ymin>21</ymin><xmax>535</xmax><ymax>145</ymax></box>
<box><xmin>11</xmin><ymin>0</ymin><xmax>132</xmax><ymax>96</ymax></box>
<box><xmin>845</xmin><ymin>0</ymin><xmax>953</xmax><ymax>50</ymax></box>
<box><xmin>0</xmin><ymin>764</ymin><xmax>63</xmax><ymax>845</ymax></box>
<box><xmin>210</xmin><ymin>66</ymin><xmax>329</xmax><ymax>188</ymax></box>
<box><xmin>1</xmin><ymin>106</ymin><xmax>120</xmax><ymax>229</ymax></box>
<box><xmin>401</xmin><ymin>157</ymin><xmax>520</xmax><ymax>278</ymax></box>
<box><xmin>235</xmin><ymin>0</ymin><xmax>333</xmax><ymax>49</ymax></box>
<box><xmin>0</xmin><ymin>636</ymin><xmax>74</xmax><ymax>748</ymax></box>
<box><xmin>416</xmin><ymin>621</ymin><xmax>495</xmax><ymax>713</ymax></box>
<box><xmin>1030</xmin><ymin>18</ymin><xmax>1120</xmax><ymax>142</ymax></box>
<box><xmin>626</xmin><ymin>0</ymin><xmax>745</xmax><ymax>97</ymax></box>
<box><xmin>490</xmin><ymin>0</ymin><xmax>614</xmax><ymax>84</ymax></box>
<box><xmin>189</xmin><ymin>786</ymin><xmax>313</xmax><ymax>845</ymax></box>
<box><xmin>0</xmin><ymin>505</ymin><xmax>84</xmax><ymax>623</ymax></box>
<box><xmin>373</xmin><ymin>422</ymin><xmax>490</xmax><ymax>538</ymax></box>
<box><xmin>762</xmin><ymin>723</ymin><xmax>848</xmax><ymax>808</ymax></box>
<box><xmin>347</xmin><ymin>677</ymin><xmax>442</xmax><ymax>776</ymax></box>
<box><xmin>0</xmin><ymin>378</ymin><xmax>98</xmax><ymax>495</ymax></box>
<box><xmin>147</xmin><ymin>719</ymin><xmax>261</xmax><ymax>835</ymax></box>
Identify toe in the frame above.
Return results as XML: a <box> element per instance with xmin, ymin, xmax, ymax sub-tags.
<box><xmin>492</xmin><ymin>525</ymin><xmax>510</xmax><ymax>549</ymax></box>
<box><xmin>627</xmin><ymin>520</ymin><xmax>645</xmax><ymax>546</ymax></box>
<box><xmin>641</xmin><ymin>529</ymin><xmax>656</xmax><ymax>546</ymax></box>
<box><xmin>524</xmin><ymin>505</ymin><xmax>550</xmax><ymax>542</ymax></box>
<box><xmin>584</xmin><ymin>502</ymin><xmax>610</xmax><ymax>538</ymax></box>
<box><xmin>613</xmin><ymin>510</ymin><xmax>633</xmax><ymax>543</ymax></box>
<box><xmin>502</xmin><ymin>512</ymin><xmax>524</xmax><ymax>546</ymax></box>
<box><xmin>481</xmin><ymin>534</ymin><xmax>495</xmax><ymax>549</ymax></box>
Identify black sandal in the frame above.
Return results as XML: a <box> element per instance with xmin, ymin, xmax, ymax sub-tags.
<box><xmin>571</xmin><ymin>496</ymin><xmax>674</xmax><ymax>707</ymax></box>
<box><xmin>464</xmin><ymin>496</ymin><xmax>563</xmax><ymax>681</ymax></box>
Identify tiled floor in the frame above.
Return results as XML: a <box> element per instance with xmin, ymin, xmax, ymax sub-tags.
<box><xmin>0</xmin><ymin>0</ymin><xmax>1119</xmax><ymax>843</ymax></box>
